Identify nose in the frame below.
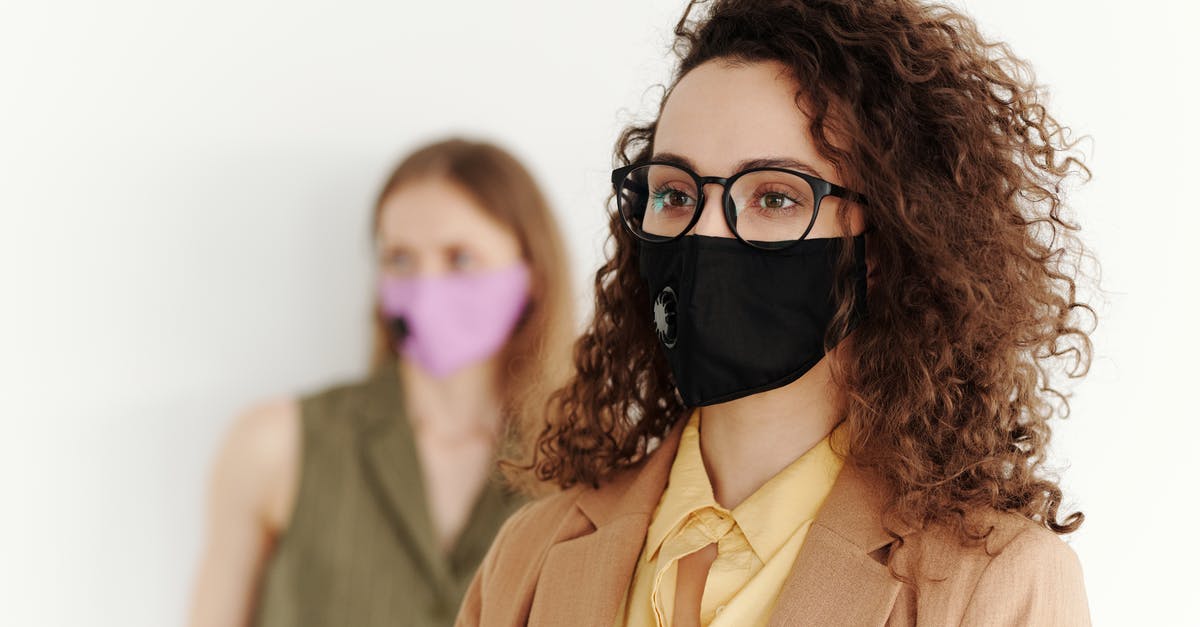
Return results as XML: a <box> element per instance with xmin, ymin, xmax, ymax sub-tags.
<box><xmin>687</xmin><ymin>182</ymin><xmax>736</xmax><ymax>238</ymax></box>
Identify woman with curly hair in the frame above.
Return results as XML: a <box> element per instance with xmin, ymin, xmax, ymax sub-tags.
<box><xmin>457</xmin><ymin>1</ymin><xmax>1093</xmax><ymax>625</ymax></box>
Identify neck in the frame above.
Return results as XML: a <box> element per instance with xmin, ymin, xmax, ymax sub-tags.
<box><xmin>697</xmin><ymin>354</ymin><xmax>841</xmax><ymax>510</ymax></box>
<box><xmin>398</xmin><ymin>356</ymin><xmax>504</xmax><ymax>443</ymax></box>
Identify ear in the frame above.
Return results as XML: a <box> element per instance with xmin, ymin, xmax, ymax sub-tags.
<box><xmin>864</xmin><ymin>230</ymin><xmax>879</xmax><ymax>290</ymax></box>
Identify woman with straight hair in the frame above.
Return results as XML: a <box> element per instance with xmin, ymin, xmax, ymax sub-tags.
<box><xmin>190</xmin><ymin>138</ymin><xmax>574</xmax><ymax>627</ymax></box>
<box><xmin>457</xmin><ymin>1</ymin><xmax>1094</xmax><ymax>625</ymax></box>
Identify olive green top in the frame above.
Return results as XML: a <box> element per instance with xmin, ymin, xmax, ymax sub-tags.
<box><xmin>253</xmin><ymin>357</ymin><xmax>526</xmax><ymax>627</ymax></box>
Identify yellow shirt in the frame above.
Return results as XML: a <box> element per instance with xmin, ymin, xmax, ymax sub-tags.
<box><xmin>616</xmin><ymin>409</ymin><xmax>846</xmax><ymax>627</ymax></box>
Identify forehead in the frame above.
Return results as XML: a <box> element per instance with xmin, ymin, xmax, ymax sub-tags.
<box><xmin>377</xmin><ymin>179</ymin><xmax>508</xmax><ymax>245</ymax></box>
<box><xmin>654</xmin><ymin>59</ymin><xmax>836</xmax><ymax>181</ymax></box>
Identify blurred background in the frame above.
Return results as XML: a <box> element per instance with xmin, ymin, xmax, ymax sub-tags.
<box><xmin>1</xmin><ymin>1</ymin><xmax>1196</xmax><ymax>625</ymax></box>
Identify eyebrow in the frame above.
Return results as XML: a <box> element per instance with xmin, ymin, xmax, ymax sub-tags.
<box><xmin>649</xmin><ymin>152</ymin><xmax>825</xmax><ymax>178</ymax></box>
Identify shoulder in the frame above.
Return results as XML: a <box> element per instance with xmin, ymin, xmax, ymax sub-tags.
<box><xmin>296</xmin><ymin>375</ymin><xmax>375</xmax><ymax>430</ymax></box>
<box><xmin>210</xmin><ymin>398</ymin><xmax>301</xmax><ymax>531</ymax></box>
<box><xmin>237</xmin><ymin>394</ymin><xmax>299</xmax><ymax>433</ymax></box>
<box><xmin>225</xmin><ymin>370</ymin><xmax>378</xmax><ymax>475</ymax></box>
<box><xmin>471</xmin><ymin>458</ymin><xmax>660</xmax><ymax>586</ymax></box>
<box><xmin>980</xmin><ymin>510</ymin><xmax>1084</xmax><ymax>566</ymax></box>
<box><xmin>458</xmin><ymin>432</ymin><xmax>680</xmax><ymax>625</ymax></box>
<box><xmin>482</xmin><ymin>485</ymin><xmax>590</xmax><ymax>569</ymax></box>
<box><xmin>484</xmin><ymin>441</ymin><xmax>668</xmax><ymax>555</ymax></box>
<box><xmin>220</xmin><ymin>398</ymin><xmax>300</xmax><ymax>481</ymax></box>
<box><xmin>457</xmin><ymin>484</ymin><xmax>589</xmax><ymax>624</ymax></box>
<box><xmin>951</xmin><ymin>510</ymin><xmax>1083</xmax><ymax>575</ymax></box>
<box><xmin>898</xmin><ymin>510</ymin><xmax>1090</xmax><ymax>625</ymax></box>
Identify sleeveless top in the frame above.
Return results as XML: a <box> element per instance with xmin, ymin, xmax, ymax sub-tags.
<box><xmin>253</xmin><ymin>357</ymin><xmax>527</xmax><ymax>627</ymax></box>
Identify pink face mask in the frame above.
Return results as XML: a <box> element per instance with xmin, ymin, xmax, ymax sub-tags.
<box><xmin>378</xmin><ymin>263</ymin><xmax>532</xmax><ymax>379</ymax></box>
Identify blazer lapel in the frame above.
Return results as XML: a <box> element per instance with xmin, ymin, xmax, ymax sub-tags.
<box><xmin>356</xmin><ymin>359</ymin><xmax>451</xmax><ymax>587</ymax></box>
<box><xmin>528</xmin><ymin>419</ymin><xmax>688</xmax><ymax>627</ymax></box>
<box><xmin>767</xmin><ymin>462</ymin><xmax>915</xmax><ymax>627</ymax></box>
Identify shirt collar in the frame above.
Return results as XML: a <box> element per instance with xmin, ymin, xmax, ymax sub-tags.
<box><xmin>645</xmin><ymin>409</ymin><xmax>715</xmax><ymax>558</ymax></box>
<box><xmin>644</xmin><ymin>408</ymin><xmax>847</xmax><ymax>562</ymax></box>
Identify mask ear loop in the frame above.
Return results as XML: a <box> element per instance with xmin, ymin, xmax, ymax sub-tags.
<box><xmin>387</xmin><ymin>315</ymin><xmax>410</xmax><ymax>342</ymax></box>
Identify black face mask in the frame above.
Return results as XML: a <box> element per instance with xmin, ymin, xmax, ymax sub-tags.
<box><xmin>638</xmin><ymin>234</ymin><xmax>868</xmax><ymax>407</ymax></box>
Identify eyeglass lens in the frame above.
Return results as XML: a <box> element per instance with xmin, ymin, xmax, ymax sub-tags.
<box><xmin>617</xmin><ymin>164</ymin><xmax>818</xmax><ymax>243</ymax></box>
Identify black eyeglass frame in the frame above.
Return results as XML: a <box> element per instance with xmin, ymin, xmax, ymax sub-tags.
<box><xmin>611</xmin><ymin>161</ymin><xmax>870</xmax><ymax>251</ymax></box>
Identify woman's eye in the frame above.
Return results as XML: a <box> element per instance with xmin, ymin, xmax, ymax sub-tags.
<box><xmin>651</xmin><ymin>187</ymin><xmax>696</xmax><ymax>213</ymax></box>
<box><xmin>449</xmin><ymin>249</ymin><xmax>474</xmax><ymax>270</ymax></box>
<box><xmin>385</xmin><ymin>251</ymin><xmax>413</xmax><ymax>272</ymax></box>
<box><xmin>758</xmin><ymin>191</ymin><xmax>796</xmax><ymax>210</ymax></box>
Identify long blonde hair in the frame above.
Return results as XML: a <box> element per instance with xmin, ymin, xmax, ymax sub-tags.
<box><xmin>371</xmin><ymin>138</ymin><xmax>575</xmax><ymax>490</ymax></box>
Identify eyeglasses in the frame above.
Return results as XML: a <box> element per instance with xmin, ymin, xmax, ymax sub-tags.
<box><xmin>611</xmin><ymin>161</ymin><xmax>869</xmax><ymax>250</ymax></box>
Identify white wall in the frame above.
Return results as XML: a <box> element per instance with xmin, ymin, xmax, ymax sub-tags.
<box><xmin>1</xmin><ymin>1</ymin><xmax>1195</xmax><ymax>625</ymax></box>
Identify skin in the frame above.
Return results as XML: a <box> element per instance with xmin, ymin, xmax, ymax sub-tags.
<box><xmin>188</xmin><ymin>178</ymin><xmax>525</xmax><ymax>627</ymax></box>
<box><xmin>649</xmin><ymin>58</ymin><xmax>868</xmax><ymax>624</ymax></box>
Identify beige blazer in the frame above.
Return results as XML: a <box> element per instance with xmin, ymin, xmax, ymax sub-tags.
<box><xmin>455</xmin><ymin>419</ymin><xmax>1090</xmax><ymax>626</ymax></box>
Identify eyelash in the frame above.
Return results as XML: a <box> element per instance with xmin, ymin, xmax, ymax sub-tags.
<box><xmin>748</xmin><ymin>186</ymin><xmax>803</xmax><ymax>207</ymax></box>
<box><xmin>650</xmin><ymin>184</ymin><xmax>696</xmax><ymax>211</ymax></box>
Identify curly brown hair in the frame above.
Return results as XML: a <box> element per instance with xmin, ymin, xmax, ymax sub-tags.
<box><xmin>522</xmin><ymin>0</ymin><xmax>1095</xmax><ymax>550</ymax></box>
